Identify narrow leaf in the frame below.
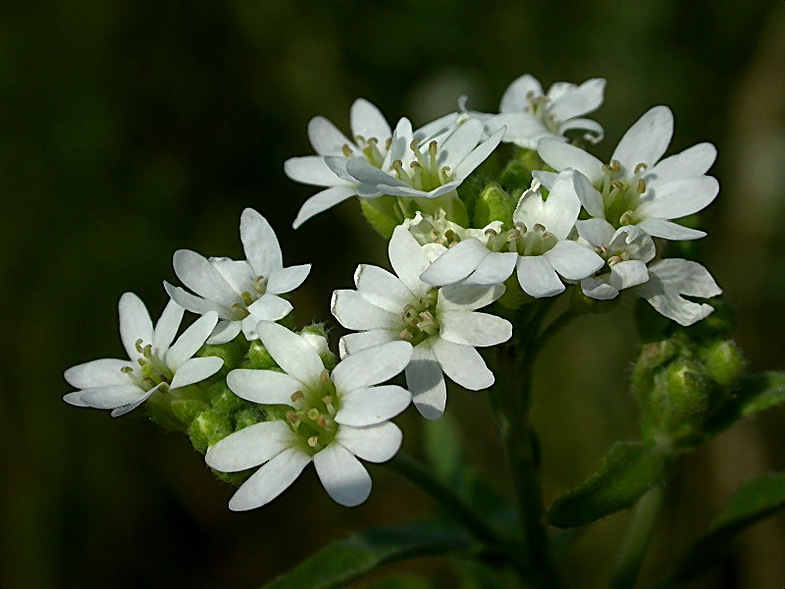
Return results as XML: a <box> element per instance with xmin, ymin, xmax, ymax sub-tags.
<box><xmin>668</xmin><ymin>472</ymin><xmax>785</xmax><ymax>582</ymax></box>
<box><xmin>546</xmin><ymin>441</ymin><xmax>666</xmax><ymax>528</ymax></box>
<box><xmin>263</xmin><ymin>525</ymin><xmax>474</xmax><ymax>589</ymax></box>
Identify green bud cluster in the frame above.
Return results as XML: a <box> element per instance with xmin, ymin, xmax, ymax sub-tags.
<box><xmin>631</xmin><ymin>332</ymin><xmax>745</xmax><ymax>450</ymax></box>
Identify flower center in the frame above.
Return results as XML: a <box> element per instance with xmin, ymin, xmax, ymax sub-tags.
<box><xmin>594</xmin><ymin>245</ymin><xmax>632</xmax><ymax>274</ymax></box>
<box><xmin>398</xmin><ymin>290</ymin><xmax>440</xmax><ymax>346</ymax></box>
<box><xmin>342</xmin><ymin>135</ymin><xmax>391</xmax><ymax>169</ymax></box>
<box><xmin>284</xmin><ymin>370</ymin><xmax>340</xmax><ymax>455</ymax></box>
<box><xmin>506</xmin><ymin>222</ymin><xmax>558</xmax><ymax>257</ymax></box>
<box><xmin>230</xmin><ymin>276</ymin><xmax>268</xmax><ymax>320</ymax></box>
<box><xmin>390</xmin><ymin>139</ymin><xmax>454</xmax><ymax>192</ymax></box>
<box><xmin>599</xmin><ymin>160</ymin><xmax>648</xmax><ymax>228</ymax></box>
<box><xmin>121</xmin><ymin>339</ymin><xmax>174</xmax><ymax>393</ymax></box>
<box><xmin>525</xmin><ymin>91</ymin><xmax>560</xmax><ymax>134</ymax></box>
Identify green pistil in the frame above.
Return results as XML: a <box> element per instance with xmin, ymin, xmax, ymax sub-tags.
<box><xmin>599</xmin><ymin>159</ymin><xmax>648</xmax><ymax>228</ymax></box>
<box><xmin>508</xmin><ymin>222</ymin><xmax>558</xmax><ymax>257</ymax></box>
<box><xmin>285</xmin><ymin>370</ymin><xmax>340</xmax><ymax>455</ymax></box>
<box><xmin>399</xmin><ymin>290</ymin><xmax>440</xmax><ymax>347</ymax></box>
<box><xmin>391</xmin><ymin>140</ymin><xmax>453</xmax><ymax>192</ymax></box>
<box><xmin>122</xmin><ymin>339</ymin><xmax>174</xmax><ymax>393</ymax></box>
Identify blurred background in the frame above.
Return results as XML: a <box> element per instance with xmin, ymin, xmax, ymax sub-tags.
<box><xmin>1</xmin><ymin>1</ymin><xmax>784</xmax><ymax>587</ymax></box>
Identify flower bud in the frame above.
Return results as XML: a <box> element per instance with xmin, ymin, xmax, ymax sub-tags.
<box><xmin>359</xmin><ymin>195</ymin><xmax>405</xmax><ymax>238</ymax></box>
<box><xmin>699</xmin><ymin>339</ymin><xmax>745</xmax><ymax>386</ymax></box>
<box><xmin>188</xmin><ymin>409</ymin><xmax>233</xmax><ymax>454</ymax></box>
<box><xmin>473</xmin><ymin>183</ymin><xmax>516</xmax><ymax>228</ymax></box>
<box><xmin>245</xmin><ymin>340</ymin><xmax>277</xmax><ymax>369</ymax></box>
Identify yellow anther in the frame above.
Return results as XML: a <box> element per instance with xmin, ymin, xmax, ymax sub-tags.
<box><xmin>636</xmin><ymin>179</ymin><xmax>646</xmax><ymax>194</ymax></box>
<box><xmin>286</xmin><ymin>411</ymin><xmax>299</xmax><ymax>424</ymax></box>
<box><xmin>385</xmin><ymin>138</ymin><xmax>392</xmax><ymax>150</ymax></box>
<box><xmin>634</xmin><ymin>162</ymin><xmax>648</xmax><ymax>174</ymax></box>
<box><xmin>611</xmin><ymin>180</ymin><xmax>625</xmax><ymax>192</ymax></box>
<box><xmin>320</xmin><ymin>369</ymin><xmax>330</xmax><ymax>383</ymax></box>
<box><xmin>316</xmin><ymin>415</ymin><xmax>328</xmax><ymax>428</ymax></box>
<box><xmin>608</xmin><ymin>255</ymin><xmax>622</xmax><ymax>266</ymax></box>
<box><xmin>342</xmin><ymin>144</ymin><xmax>353</xmax><ymax>157</ymax></box>
<box><xmin>307</xmin><ymin>436</ymin><xmax>319</xmax><ymax>448</ymax></box>
<box><xmin>428</xmin><ymin>140</ymin><xmax>438</xmax><ymax>158</ymax></box>
<box><xmin>290</xmin><ymin>390</ymin><xmax>305</xmax><ymax>403</ymax></box>
<box><xmin>533</xmin><ymin>223</ymin><xmax>546</xmax><ymax>232</ymax></box>
<box><xmin>121</xmin><ymin>366</ymin><xmax>134</xmax><ymax>374</ymax></box>
<box><xmin>307</xmin><ymin>408</ymin><xmax>320</xmax><ymax>421</ymax></box>
<box><xmin>610</xmin><ymin>160</ymin><xmax>621</xmax><ymax>175</ymax></box>
<box><xmin>321</xmin><ymin>395</ymin><xmax>333</xmax><ymax>407</ymax></box>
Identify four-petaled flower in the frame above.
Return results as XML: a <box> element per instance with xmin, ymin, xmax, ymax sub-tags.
<box><xmin>206</xmin><ymin>322</ymin><xmax>412</xmax><ymax>509</ymax></box>
<box><xmin>165</xmin><ymin>208</ymin><xmax>311</xmax><ymax>344</ymax></box>
<box><xmin>331</xmin><ymin>226</ymin><xmax>512</xmax><ymax>420</ymax></box>
<box><xmin>64</xmin><ymin>293</ymin><xmax>223</xmax><ymax>417</ymax></box>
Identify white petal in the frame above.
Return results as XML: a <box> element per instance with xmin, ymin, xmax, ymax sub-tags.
<box><xmin>331</xmin><ymin>290</ymin><xmax>399</xmax><ymax>330</ymax></box>
<box><xmin>646</xmin><ymin>142</ymin><xmax>716</xmax><ymax>183</ymax></box>
<box><xmin>354</xmin><ymin>264</ymin><xmax>413</xmax><ymax>313</ymax></box>
<box><xmin>549</xmin><ymin>78</ymin><xmax>606</xmax><ymax>120</ymax></box>
<box><xmin>207</xmin><ymin>319</ymin><xmax>242</xmax><ymax>345</ymax></box>
<box><xmin>266</xmin><ymin>264</ymin><xmax>311</xmax><ymax>295</ymax></box>
<box><xmin>419</xmin><ymin>239</ymin><xmax>488</xmax><ymax>286</ymax></box>
<box><xmin>463</xmin><ymin>252</ymin><xmax>518</xmax><ymax>286</ymax></box>
<box><xmin>79</xmin><ymin>384</ymin><xmax>146</xmax><ymax>409</ymax></box>
<box><xmin>581</xmin><ymin>277</ymin><xmax>618</xmax><ymax>300</ymax></box>
<box><xmin>637</xmin><ymin>218</ymin><xmax>706</xmax><ymax>240</ymax></box>
<box><xmin>608</xmin><ymin>260</ymin><xmax>650</xmax><ymax>291</ymax></box>
<box><xmin>256</xmin><ymin>322</ymin><xmax>324</xmax><ymax>386</ymax></box>
<box><xmin>648</xmin><ymin>259</ymin><xmax>722</xmax><ymax>298</ymax></box>
<box><xmin>531</xmin><ymin>169</ymin><xmax>559</xmax><ymax>190</ymax></box>
<box><xmin>332</xmin><ymin>341</ymin><xmax>412</xmax><ymax>391</ymax></box>
<box><xmin>485</xmin><ymin>112</ymin><xmax>550</xmax><ymax>149</ymax></box>
<box><xmin>210</xmin><ymin>259</ymin><xmax>255</xmax><ymax>296</ymax></box>
<box><xmin>152</xmin><ymin>299</ymin><xmax>184</xmax><ymax>355</ymax></box>
<box><xmin>63</xmin><ymin>391</ymin><xmax>90</xmax><ymax>407</ymax></box>
<box><xmin>228</xmin><ymin>447</ymin><xmax>311</xmax><ymax>511</ymax></box>
<box><xmin>350</xmin><ymin>98</ymin><xmax>391</xmax><ymax>142</ymax></box>
<box><xmin>169</xmin><ymin>356</ymin><xmax>223</xmax><ymax>389</ymax></box>
<box><xmin>240</xmin><ymin>208</ymin><xmax>283</xmax><ymax>277</ymax></box>
<box><xmin>164</xmin><ymin>282</ymin><xmax>230</xmax><ymax>318</ymax></box>
<box><xmin>430</xmin><ymin>338</ymin><xmax>494</xmax><ymax>390</ymax></box>
<box><xmin>573</xmin><ymin>170</ymin><xmax>605</xmax><ymax>218</ymax></box>
<box><xmin>546</xmin><ymin>240</ymin><xmax>604</xmax><ymax>280</ymax></box>
<box><xmin>499</xmin><ymin>74</ymin><xmax>543</xmax><ymax>112</ymax></box>
<box><xmin>64</xmin><ymin>358</ymin><xmax>133</xmax><ymax>389</ymax></box>
<box><xmin>119</xmin><ymin>292</ymin><xmax>153</xmax><ymax>360</ymax></box>
<box><xmin>389</xmin><ymin>226</ymin><xmax>431</xmax><ymax>296</ymax></box>
<box><xmin>611</xmin><ymin>106</ymin><xmax>673</xmax><ymax>174</ymax></box>
<box><xmin>337</xmin><ymin>422</ymin><xmax>402</xmax><ymax>463</ymax></box>
<box><xmin>335</xmin><ymin>385</ymin><xmax>411</xmax><ymax>427</ymax></box>
<box><xmin>537</xmin><ymin>139</ymin><xmax>604</xmax><ymax>184</ymax></box>
<box><xmin>452</xmin><ymin>127</ymin><xmax>504</xmax><ymax>179</ymax></box>
<box><xmin>293</xmin><ymin>185</ymin><xmax>358</xmax><ymax>229</ymax></box>
<box><xmin>227</xmin><ymin>369</ymin><xmax>304</xmax><ymax>406</ymax></box>
<box><xmin>638</xmin><ymin>177</ymin><xmax>719</xmax><ymax>219</ymax></box>
<box><xmin>110</xmin><ymin>388</ymin><xmax>158</xmax><ymax>417</ymax></box>
<box><xmin>516</xmin><ymin>256</ymin><xmax>564</xmax><ymax>298</ymax></box>
<box><xmin>166</xmin><ymin>311</ymin><xmax>219</xmax><ymax>370</ymax></box>
<box><xmin>247</xmin><ymin>293</ymin><xmax>293</xmax><ymax>322</ymax></box>
<box><xmin>339</xmin><ymin>330</ymin><xmax>398</xmax><ymax>357</ymax></box>
<box><xmin>439</xmin><ymin>284</ymin><xmax>504</xmax><ymax>311</ymax></box>
<box><xmin>406</xmin><ymin>342</ymin><xmax>446</xmax><ymax>420</ymax></box>
<box><xmin>172</xmin><ymin>250</ymin><xmax>238</xmax><ymax>307</ymax></box>
<box><xmin>439</xmin><ymin>311</ymin><xmax>512</xmax><ymax>347</ymax></box>
<box><xmin>284</xmin><ymin>156</ymin><xmax>343</xmax><ymax>186</ymax></box>
<box><xmin>308</xmin><ymin>115</ymin><xmax>351</xmax><ymax>156</ymax></box>
<box><xmin>608</xmin><ymin>225</ymin><xmax>657</xmax><ymax>262</ymax></box>
<box><xmin>576</xmin><ymin>218</ymin><xmax>616</xmax><ymax>247</ymax></box>
<box><xmin>560</xmin><ymin>118</ymin><xmax>604</xmax><ymax>143</ymax></box>
<box><xmin>313</xmin><ymin>443</ymin><xmax>372</xmax><ymax>507</ymax></box>
<box><xmin>206</xmin><ymin>420</ymin><xmax>295</xmax><ymax>472</ymax></box>
<box><xmin>345</xmin><ymin>157</ymin><xmax>408</xmax><ymax>189</ymax></box>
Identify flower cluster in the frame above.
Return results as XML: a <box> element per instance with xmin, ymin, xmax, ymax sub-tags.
<box><xmin>64</xmin><ymin>73</ymin><xmax>723</xmax><ymax>511</ymax></box>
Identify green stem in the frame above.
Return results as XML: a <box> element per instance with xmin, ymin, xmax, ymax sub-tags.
<box><xmin>609</xmin><ymin>486</ymin><xmax>665</xmax><ymax>589</ymax></box>
<box><xmin>487</xmin><ymin>300</ymin><xmax>562</xmax><ymax>588</ymax></box>
<box><xmin>385</xmin><ymin>453</ymin><xmax>503</xmax><ymax>547</ymax></box>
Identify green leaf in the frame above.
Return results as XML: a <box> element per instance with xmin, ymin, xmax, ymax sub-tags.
<box><xmin>263</xmin><ymin>525</ymin><xmax>475</xmax><ymax>589</ymax></box>
<box><xmin>705</xmin><ymin>371</ymin><xmax>785</xmax><ymax>435</ymax></box>
<box><xmin>667</xmin><ymin>472</ymin><xmax>785</xmax><ymax>583</ymax></box>
<box><xmin>546</xmin><ymin>441</ymin><xmax>667</xmax><ymax>528</ymax></box>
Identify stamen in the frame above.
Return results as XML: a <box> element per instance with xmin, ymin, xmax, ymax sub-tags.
<box><xmin>307</xmin><ymin>408</ymin><xmax>320</xmax><ymax>421</ymax></box>
<box><xmin>286</xmin><ymin>411</ymin><xmax>299</xmax><ymax>425</ymax></box>
<box><xmin>121</xmin><ymin>366</ymin><xmax>134</xmax><ymax>374</ymax></box>
<box><xmin>341</xmin><ymin>144</ymin><xmax>353</xmax><ymax>157</ymax></box>
<box><xmin>428</xmin><ymin>140</ymin><xmax>438</xmax><ymax>158</ymax></box>
<box><xmin>290</xmin><ymin>390</ymin><xmax>305</xmax><ymax>403</ymax></box>
<box><xmin>307</xmin><ymin>436</ymin><xmax>319</xmax><ymax>448</ymax></box>
<box><xmin>634</xmin><ymin>162</ymin><xmax>648</xmax><ymax>174</ymax></box>
<box><xmin>316</xmin><ymin>415</ymin><xmax>328</xmax><ymax>428</ymax></box>
<box><xmin>636</xmin><ymin>179</ymin><xmax>646</xmax><ymax>194</ymax></box>
<box><xmin>610</xmin><ymin>160</ymin><xmax>621</xmax><ymax>175</ymax></box>
<box><xmin>320</xmin><ymin>369</ymin><xmax>330</xmax><ymax>383</ymax></box>
<box><xmin>533</xmin><ymin>223</ymin><xmax>546</xmax><ymax>232</ymax></box>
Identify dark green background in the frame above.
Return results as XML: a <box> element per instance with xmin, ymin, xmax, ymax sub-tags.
<box><xmin>2</xmin><ymin>1</ymin><xmax>784</xmax><ymax>587</ymax></box>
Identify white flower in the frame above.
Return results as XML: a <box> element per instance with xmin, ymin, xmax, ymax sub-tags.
<box><xmin>63</xmin><ymin>293</ymin><xmax>223</xmax><ymax>417</ymax></box>
<box><xmin>460</xmin><ymin>74</ymin><xmax>606</xmax><ymax>149</ymax></box>
<box><xmin>331</xmin><ymin>226</ymin><xmax>512</xmax><ymax>420</ymax></box>
<box><xmin>164</xmin><ymin>208</ymin><xmax>311</xmax><ymax>344</ymax></box>
<box><xmin>285</xmin><ymin>99</ymin><xmax>395</xmax><ymax>229</ymax></box>
<box><xmin>420</xmin><ymin>172</ymin><xmax>604</xmax><ymax>298</ymax></box>
<box><xmin>536</xmin><ymin>106</ymin><xmax>719</xmax><ymax>240</ymax></box>
<box><xmin>205</xmin><ymin>322</ymin><xmax>412</xmax><ymax>509</ymax></box>
<box><xmin>576</xmin><ymin>218</ymin><xmax>722</xmax><ymax>325</ymax></box>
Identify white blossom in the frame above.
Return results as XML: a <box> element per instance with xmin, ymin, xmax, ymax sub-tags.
<box><xmin>536</xmin><ymin>106</ymin><xmax>719</xmax><ymax>240</ymax></box>
<box><xmin>459</xmin><ymin>74</ymin><xmax>605</xmax><ymax>149</ymax></box>
<box><xmin>205</xmin><ymin>322</ymin><xmax>412</xmax><ymax>509</ymax></box>
<box><xmin>164</xmin><ymin>208</ymin><xmax>310</xmax><ymax>344</ymax></box>
<box><xmin>64</xmin><ymin>293</ymin><xmax>222</xmax><ymax>417</ymax></box>
<box><xmin>331</xmin><ymin>226</ymin><xmax>512</xmax><ymax>420</ymax></box>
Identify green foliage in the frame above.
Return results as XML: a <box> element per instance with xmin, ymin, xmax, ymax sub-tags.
<box><xmin>359</xmin><ymin>196</ymin><xmax>404</xmax><ymax>239</ymax></box>
<box><xmin>546</xmin><ymin>441</ymin><xmax>667</xmax><ymax>528</ymax></box>
<box><xmin>262</xmin><ymin>525</ymin><xmax>476</xmax><ymax>589</ymax></box>
<box><xmin>704</xmin><ymin>371</ymin><xmax>785</xmax><ymax>435</ymax></box>
<box><xmin>472</xmin><ymin>183</ymin><xmax>516</xmax><ymax>229</ymax></box>
<box><xmin>665</xmin><ymin>473</ymin><xmax>785</xmax><ymax>583</ymax></box>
